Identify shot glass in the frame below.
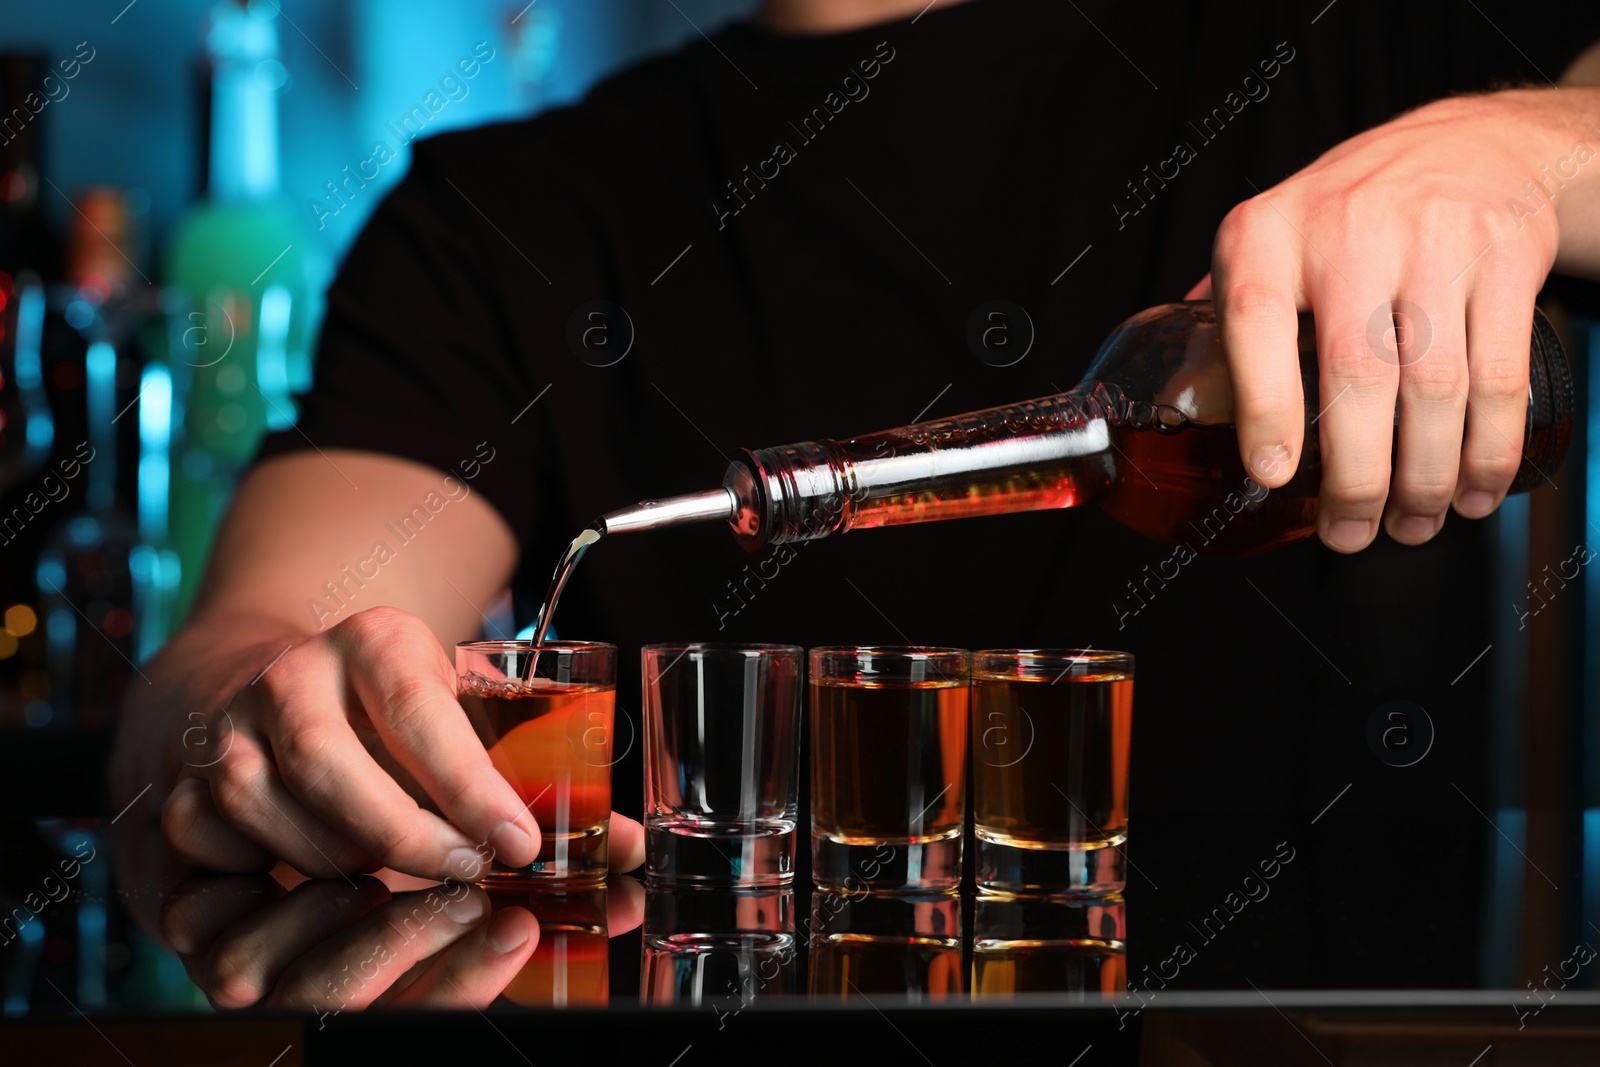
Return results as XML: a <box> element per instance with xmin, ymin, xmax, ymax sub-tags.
<box><xmin>643</xmin><ymin>643</ymin><xmax>802</xmax><ymax>885</ymax></box>
<box><xmin>456</xmin><ymin>640</ymin><xmax>616</xmax><ymax>883</ymax></box>
<box><xmin>641</xmin><ymin>886</ymin><xmax>796</xmax><ymax>1007</ymax></box>
<box><xmin>972</xmin><ymin>893</ymin><xmax>1126</xmax><ymax>1001</ymax></box>
<box><xmin>972</xmin><ymin>649</ymin><xmax>1133</xmax><ymax>894</ymax></box>
<box><xmin>809</xmin><ymin>646</ymin><xmax>970</xmax><ymax>892</ymax></box>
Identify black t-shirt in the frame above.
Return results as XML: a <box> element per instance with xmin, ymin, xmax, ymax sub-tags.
<box><xmin>260</xmin><ymin>0</ymin><xmax>1600</xmax><ymax>987</ymax></box>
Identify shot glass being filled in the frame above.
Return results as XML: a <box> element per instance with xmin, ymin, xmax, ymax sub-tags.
<box><xmin>455</xmin><ymin>640</ymin><xmax>617</xmax><ymax>883</ymax></box>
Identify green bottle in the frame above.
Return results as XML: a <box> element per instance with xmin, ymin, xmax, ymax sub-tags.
<box><xmin>163</xmin><ymin>0</ymin><xmax>318</xmax><ymax>624</ymax></box>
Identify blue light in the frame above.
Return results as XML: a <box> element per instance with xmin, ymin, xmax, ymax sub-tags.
<box><xmin>515</xmin><ymin>620</ymin><xmax>556</xmax><ymax>641</ymax></box>
<box><xmin>137</xmin><ymin>362</ymin><xmax>173</xmax><ymax>541</ymax></box>
<box><xmin>258</xmin><ymin>285</ymin><xmax>294</xmax><ymax>428</ymax></box>
<box><xmin>35</xmin><ymin>559</ymin><xmax>66</xmax><ymax>591</ymax></box>
<box><xmin>67</xmin><ymin>514</ymin><xmax>102</xmax><ymax>549</ymax></box>
<box><xmin>65</xmin><ymin>299</ymin><xmax>95</xmax><ymax>331</ymax></box>
<box><xmin>45</xmin><ymin>608</ymin><xmax>74</xmax><ymax>653</ymax></box>
<box><xmin>25</xmin><ymin>410</ymin><xmax>52</xmax><ymax>450</ymax></box>
<box><xmin>138</xmin><ymin>363</ymin><xmax>172</xmax><ymax>452</ymax></box>
<box><xmin>84</xmin><ymin>342</ymin><xmax>115</xmax><ymax>423</ymax></box>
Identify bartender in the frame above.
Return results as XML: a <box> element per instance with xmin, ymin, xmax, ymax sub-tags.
<box><xmin>114</xmin><ymin>0</ymin><xmax>1600</xmax><ymax>973</ymax></box>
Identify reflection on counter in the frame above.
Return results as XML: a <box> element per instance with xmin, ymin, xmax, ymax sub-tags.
<box><xmin>641</xmin><ymin>886</ymin><xmax>794</xmax><ymax>1009</ymax></box>
<box><xmin>115</xmin><ymin>856</ymin><xmax>1132</xmax><ymax>1015</ymax></box>
<box><xmin>808</xmin><ymin>892</ymin><xmax>963</xmax><ymax>1001</ymax></box>
<box><xmin>487</xmin><ymin>887</ymin><xmax>609</xmax><ymax>1008</ymax></box>
<box><xmin>972</xmin><ymin>893</ymin><xmax>1126</xmax><ymax>1001</ymax></box>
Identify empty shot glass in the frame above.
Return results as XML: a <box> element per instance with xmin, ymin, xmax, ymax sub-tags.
<box><xmin>456</xmin><ymin>640</ymin><xmax>616</xmax><ymax>883</ymax></box>
<box><xmin>643</xmin><ymin>643</ymin><xmax>803</xmax><ymax>885</ymax></box>
<box><xmin>972</xmin><ymin>649</ymin><xmax>1133</xmax><ymax>894</ymax></box>
<box><xmin>809</xmin><ymin>646</ymin><xmax>970</xmax><ymax>892</ymax></box>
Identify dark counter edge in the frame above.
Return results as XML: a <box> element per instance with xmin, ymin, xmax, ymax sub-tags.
<box><xmin>6</xmin><ymin>993</ymin><xmax>1600</xmax><ymax>1066</ymax></box>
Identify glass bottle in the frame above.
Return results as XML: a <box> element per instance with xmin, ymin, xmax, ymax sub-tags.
<box><xmin>0</xmin><ymin>52</ymin><xmax>58</xmax><ymax>498</ymax></box>
<box><xmin>164</xmin><ymin>0</ymin><xmax>316</xmax><ymax>621</ymax></box>
<box><xmin>596</xmin><ymin>301</ymin><xmax>1570</xmax><ymax>557</ymax></box>
<box><xmin>35</xmin><ymin>189</ymin><xmax>146</xmax><ymax>732</ymax></box>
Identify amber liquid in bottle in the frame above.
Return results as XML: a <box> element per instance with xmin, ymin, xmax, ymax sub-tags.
<box><xmin>832</xmin><ymin>385</ymin><xmax>1323</xmax><ymax>556</ymax></box>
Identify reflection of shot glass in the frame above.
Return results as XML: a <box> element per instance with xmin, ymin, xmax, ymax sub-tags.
<box><xmin>972</xmin><ymin>650</ymin><xmax>1133</xmax><ymax>895</ymax></box>
<box><xmin>486</xmin><ymin>887</ymin><xmax>609</xmax><ymax>1007</ymax></box>
<box><xmin>972</xmin><ymin>893</ymin><xmax>1126</xmax><ymax>1000</ymax></box>
<box><xmin>643</xmin><ymin>643</ymin><xmax>802</xmax><ymax>886</ymax></box>
<box><xmin>807</xmin><ymin>892</ymin><xmax>963</xmax><ymax>1000</ymax></box>
<box><xmin>809</xmin><ymin>647</ymin><xmax>970</xmax><ymax>891</ymax></box>
<box><xmin>456</xmin><ymin>641</ymin><xmax>616</xmax><ymax>883</ymax></box>
<box><xmin>641</xmin><ymin>886</ymin><xmax>795</xmax><ymax>1007</ymax></box>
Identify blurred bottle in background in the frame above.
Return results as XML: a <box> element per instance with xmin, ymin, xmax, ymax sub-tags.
<box><xmin>163</xmin><ymin>0</ymin><xmax>316</xmax><ymax>625</ymax></box>
<box><xmin>35</xmin><ymin>187</ymin><xmax>151</xmax><ymax>732</ymax></box>
<box><xmin>0</xmin><ymin>52</ymin><xmax>63</xmax><ymax>730</ymax></box>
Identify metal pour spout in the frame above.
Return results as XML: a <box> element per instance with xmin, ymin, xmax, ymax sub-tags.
<box><xmin>597</xmin><ymin>486</ymin><xmax>738</xmax><ymax>535</ymax></box>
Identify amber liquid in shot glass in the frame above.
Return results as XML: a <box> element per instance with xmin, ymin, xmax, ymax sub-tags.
<box><xmin>457</xmin><ymin>641</ymin><xmax>615</xmax><ymax>883</ymax></box>
<box><xmin>809</xmin><ymin>647</ymin><xmax>969</xmax><ymax>892</ymax></box>
<box><xmin>972</xmin><ymin>650</ymin><xmax>1133</xmax><ymax>894</ymax></box>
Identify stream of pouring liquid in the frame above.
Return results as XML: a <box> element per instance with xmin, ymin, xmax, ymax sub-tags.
<box><xmin>527</xmin><ymin>525</ymin><xmax>603</xmax><ymax>652</ymax></box>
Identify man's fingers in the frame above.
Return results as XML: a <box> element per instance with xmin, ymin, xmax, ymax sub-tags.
<box><xmin>1211</xmin><ymin>198</ymin><xmax>1306</xmax><ymax>487</ymax></box>
<box><xmin>202</xmin><ymin>728</ymin><xmax>377</xmax><ymax>878</ymax></box>
<box><xmin>189</xmin><ymin>878</ymin><xmax>387</xmax><ymax>1010</ymax></box>
<box><xmin>606</xmin><ymin>874</ymin><xmax>646</xmax><ymax>937</ymax></box>
<box><xmin>609</xmin><ymin>812</ymin><xmax>645</xmax><ymax>874</ymax></box>
<box><xmin>1313</xmin><ymin>289</ymin><xmax>1402</xmax><ymax>553</ymax></box>
<box><xmin>1456</xmin><ymin>279</ymin><xmax>1535</xmax><ymax>518</ymax></box>
<box><xmin>1185</xmin><ymin>273</ymin><xmax>1213</xmax><ymax>300</ymax></box>
<box><xmin>1387</xmin><ymin>292</ymin><xmax>1468</xmax><ymax>545</ymax></box>
<box><xmin>386</xmin><ymin>906</ymin><xmax>539</xmax><ymax>1008</ymax></box>
<box><xmin>255</xmin><ymin>622</ymin><xmax>525</xmax><ymax>881</ymax></box>
<box><xmin>336</xmin><ymin>609</ymin><xmax>541</xmax><ymax>870</ymax></box>
<box><xmin>162</xmin><ymin>777</ymin><xmax>276</xmax><ymax>874</ymax></box>
<box><xmin>268</xmin><ymin>884</ymin><xmax>493</xmax><ymax>1012</ymax></box>
<box><xmin>161</xmin><ymin>873</ymin><xmax>286</xmax><ymax>956</ymax></box>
